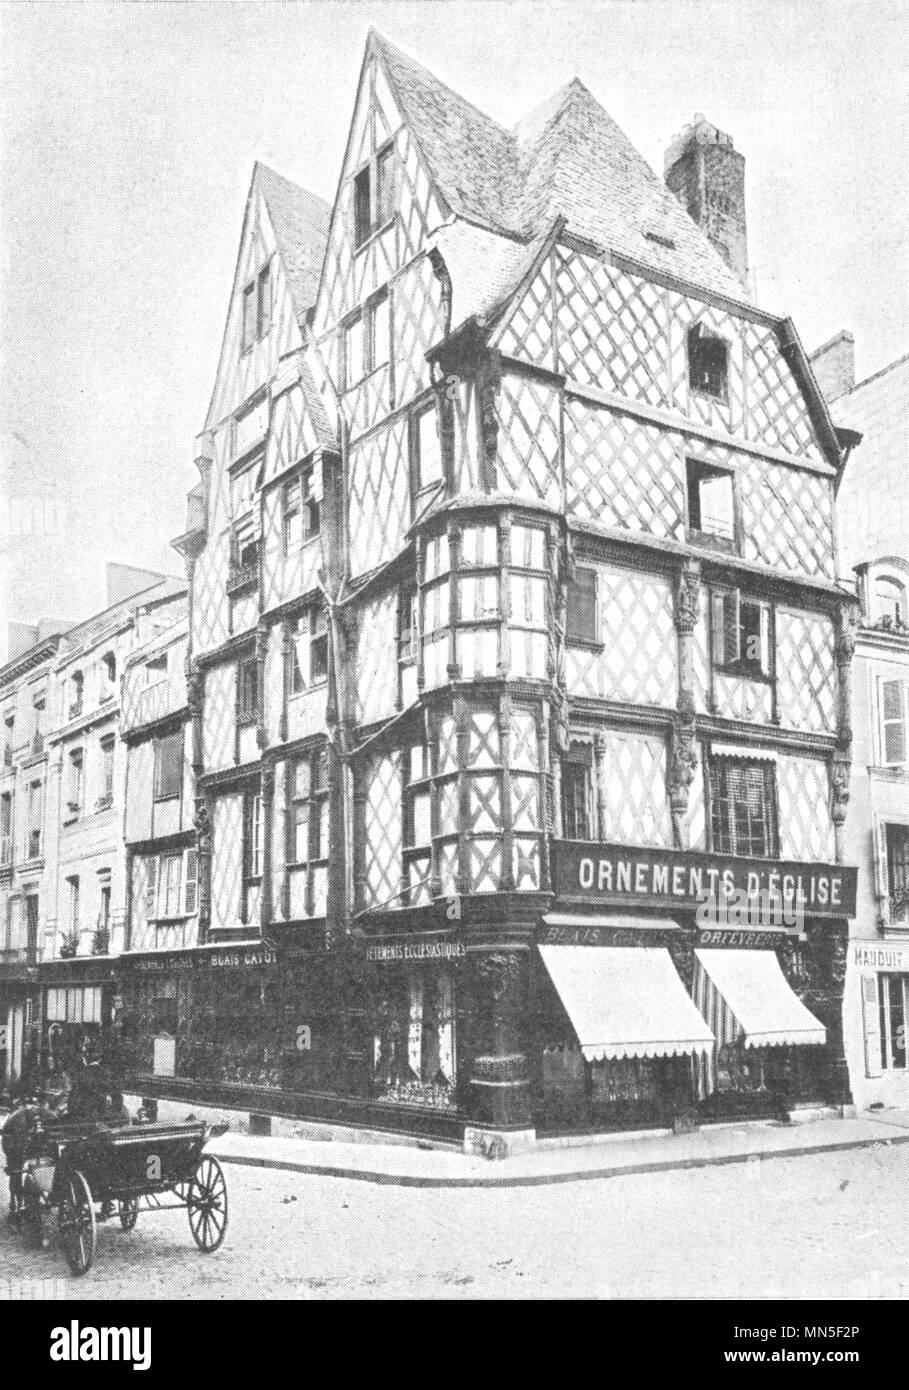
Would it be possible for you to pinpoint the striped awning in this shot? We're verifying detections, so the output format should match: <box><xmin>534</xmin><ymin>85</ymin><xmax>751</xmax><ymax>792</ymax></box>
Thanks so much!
<box><xmin>539</xmin><ymin>945</ymin><xmax>716</xmax><ymax>1062</ymax></box>
<box><xmin>692</xmin><ymin>949</ymin><xmax>826</xmax><ymax>1050</ymax></box>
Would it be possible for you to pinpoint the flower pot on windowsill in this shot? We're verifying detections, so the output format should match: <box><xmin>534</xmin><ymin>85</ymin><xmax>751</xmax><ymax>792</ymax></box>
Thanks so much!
<box><xmin>58</xmin><ymin>933</ymin><xmax>79</xmax><ymax>959</ymax></box>
<box><xmin>92</xmin><ymin>927</ymin><xmax>110</xmax><ymax>956</ymax></box>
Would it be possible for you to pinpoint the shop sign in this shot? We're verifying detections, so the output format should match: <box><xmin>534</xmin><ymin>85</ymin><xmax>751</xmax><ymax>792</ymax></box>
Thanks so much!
<box><xmin>129</xmin><ymin>941</ymin><xmax>279</xmax><ymax>974</ymax></box>
<box><xmin>366</xmin><ymin>939</ymin><xmax>466</xmax><ymax>963</ymax></box>
<box><xmin>554</xmin><ymin>841</ymin><xmax>857</xmax><ymax>918</ymax></box>
<box><xmin>851</xmin><ymin>942</ymin><xmax>909</xmax><ymax>972</ymax></box>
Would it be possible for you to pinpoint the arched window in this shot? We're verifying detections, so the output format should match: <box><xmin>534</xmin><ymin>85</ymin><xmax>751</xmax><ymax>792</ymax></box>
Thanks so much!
<box><xmin>874</xmin><ymin>575</ymin><xmax>908</xmax><ymax>627</ymax></box>
<box><xmin>103</xmin><ymin>652</ymin><xmax>117</xmax><ymax>687</ymax></box>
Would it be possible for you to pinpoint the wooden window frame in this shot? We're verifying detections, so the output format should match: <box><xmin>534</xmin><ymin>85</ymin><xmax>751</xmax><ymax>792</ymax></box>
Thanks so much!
<box><xmin>153</xmin><ymin>730</ymin><xmax>183</xmax><ymax>802</ymax></box>
<box><xmin>707</xmin><ymin>757</ymin><xmax>779</xmax><ymax>859</ymax></box>
<box><xmin>566</xmin><ymin>565</ymin><xmax>600</xmax><ymax>648</ymax></box>
<box><xmin>353</xmin><ymin>142</ymin><xmax>395</xmax><ymax>251</ymax></box>
<box><xmin>879</xmin><ymin>678</ymin><xmax>908</xmax><ymax>767</ymax></box>
<box><xmin>237</xmin><ymin>656</ymin><xmax>260</xmax><ymax>728</ymax></box>
<box><xmin>710</xmin><ymin>587</ymin><xmax>773</xmax><ymax>683</ymax></box>
<box><xmin>241</xmin><ymin>260</ymin><xmax>273</xmax><ymax>353</ymax></box>
<box><xmin>687</xmin><ymin>323</ymin><xmax>729</xmax><ymax>402</ymax></box>
<box><xmin>287</xmin><ymin>747</ymin><xmax>329</xmax><ymax>872</ymax></box>
<box><xmin>686</xmin><ymin>457</ymin><xmax>739</xmax><ymax>551</ymax></box>
<box><xmin>561</xmin><ymin>751</ymin><xmax>593</xmax><ymax>841</ymax></box>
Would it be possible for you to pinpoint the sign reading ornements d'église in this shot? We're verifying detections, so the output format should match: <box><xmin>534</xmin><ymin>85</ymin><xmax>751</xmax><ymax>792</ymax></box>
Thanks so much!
<box><xmin>553</xmin><ymin>841</ymin><xmax>857</xmax><ymax>918</ymax></box>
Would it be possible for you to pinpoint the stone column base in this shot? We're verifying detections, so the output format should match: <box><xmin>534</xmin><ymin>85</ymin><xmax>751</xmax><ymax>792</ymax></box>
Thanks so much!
<box><xmin>463</xmin><ymin>1126</ymin><xmax>536</xmax><ymax>1160</ymax></box>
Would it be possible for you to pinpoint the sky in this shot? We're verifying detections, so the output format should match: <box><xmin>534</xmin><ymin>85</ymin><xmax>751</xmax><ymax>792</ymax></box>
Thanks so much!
<box><xmin>1</xmin><ymin>0</ymin><xmax>907</xmax><ymax>637</ymax></box>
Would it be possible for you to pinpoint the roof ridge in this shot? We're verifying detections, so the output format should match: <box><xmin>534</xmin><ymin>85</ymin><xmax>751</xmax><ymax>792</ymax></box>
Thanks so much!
<box><xmin>369</xmin><ymin>29</ymin><xmax>514</xmax><ymax>138</ymax></box>
<box><xmin>253</xmin><ymin>160</ymin><xmax>331</xmax><ymax>214</ymax></box>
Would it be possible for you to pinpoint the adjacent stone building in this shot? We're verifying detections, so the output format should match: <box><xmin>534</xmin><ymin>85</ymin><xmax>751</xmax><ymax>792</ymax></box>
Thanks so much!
<box><xmin>813</xmin><ymin>344</ymin><xmax>909</xmax><ymax>1108</ymax></box>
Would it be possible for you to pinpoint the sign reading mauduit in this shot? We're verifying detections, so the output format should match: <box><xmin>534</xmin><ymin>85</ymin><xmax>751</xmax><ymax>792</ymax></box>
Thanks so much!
<box><xmin>553</xmin><ymin>841</ymin><xmax>857</xmax><ymax>918</ymax></box>
<box><xmin>851</xmin><ymin>941</ymin><xmax>909</xmax><ymax>971</ymax></box>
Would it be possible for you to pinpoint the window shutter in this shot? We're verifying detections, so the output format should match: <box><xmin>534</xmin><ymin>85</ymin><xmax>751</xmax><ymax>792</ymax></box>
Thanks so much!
<box><xmin>759</xmin><ymin>604</ymin><xmax>772</xmax><ymax>677</ymax></box>
<box><xmin>861</xmin><ymin>975</ymin><xmax>883</xmax><ymax>1078</ymax></box>
<box><xmin>881</xmin><ymin>679</ymin><xmax>906</xmax><ymax>764</ymax></box>
<box><xmin>872</xmin><ymin>815</ymin><xmax>889</xmax><ymax>898</ymax></box>
<box><xmin>146</xmin><ymin>856</ymin><xmax>158</xmax><ymax>919</ymax></box>
<box><xmin>183</xmin><ymin>849</ymin><xmax>198</xmax><ymax>916</ymax></box>
<box><xmin>710</xmin><ymin>590</ymin><xmax>726</xmax><ymax>666</ymax></box>
<box><xmin>723</xmin><ymin>590</ymin><xmax>741</xmax><ymax>664</ymax></box>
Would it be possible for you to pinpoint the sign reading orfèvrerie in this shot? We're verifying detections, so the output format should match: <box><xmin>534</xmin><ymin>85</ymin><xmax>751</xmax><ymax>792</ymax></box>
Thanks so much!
<box><xmin>553</xmin><ymin>841</ymin><xmax>857</xmax><ymax>918</ymax></box>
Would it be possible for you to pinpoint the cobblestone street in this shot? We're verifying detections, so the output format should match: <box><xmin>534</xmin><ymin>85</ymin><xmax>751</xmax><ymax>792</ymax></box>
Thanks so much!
<box><xmin>2</xmin><ymin>1142</ymin><xmax>907</xmax><ymax>1301</ymax></box>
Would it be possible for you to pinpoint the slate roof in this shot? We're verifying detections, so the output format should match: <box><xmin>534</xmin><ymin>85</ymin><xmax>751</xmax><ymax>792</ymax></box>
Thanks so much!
<box><xmin>371</xmin><ymin>31</ymin><xmax>748</xmax><ymax>302</ymax></box>
<box><xmin>254</xmin><ymin>163</ymin><xmax>331</xmax><ymax>323</ymax></box>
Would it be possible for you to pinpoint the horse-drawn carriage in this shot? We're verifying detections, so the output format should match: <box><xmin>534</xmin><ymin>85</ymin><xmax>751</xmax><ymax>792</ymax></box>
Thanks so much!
<box><xmin>4</xmin><ymin>1111</ymin><xmax>227</xmax><ymax>1275</ymax></box>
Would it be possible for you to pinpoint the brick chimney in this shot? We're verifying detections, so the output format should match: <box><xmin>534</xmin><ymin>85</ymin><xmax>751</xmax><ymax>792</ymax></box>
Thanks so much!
<box><xmin>664</xmin><ymin>116</ymin><xmax>748</xmax><ymax>288</ymax></box>
<box><xmin>808</xmin><ymin>330</ymin><xmax>855</xmax><ymax>403</ymax></box>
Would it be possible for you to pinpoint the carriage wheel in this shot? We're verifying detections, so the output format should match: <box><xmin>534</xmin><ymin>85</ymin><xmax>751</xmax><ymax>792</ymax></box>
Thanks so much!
<box><xmin>186</xmin><ymin>1155</ymin><xmax>227</xmax><ymax>1252</ymax></box>
<box><xmin>22</xmin><ymin>1188</ymin><xmax>46</xmax><ymax>1249</ymax></box>
<box><xmin>57</xmin><ymin>1170</ymin><xmax>96</xmax><ymax>1276</ymax></box>
<box><xmin>119</xmin><ymin>1198</ymin><xmax>139</xmax><ymax>1231</ymax></box>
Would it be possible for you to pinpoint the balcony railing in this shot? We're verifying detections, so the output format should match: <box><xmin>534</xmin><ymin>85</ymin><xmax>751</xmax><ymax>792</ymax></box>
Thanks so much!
<box><xmin>0</xmin><ymin>944</ymin><xmax>37</xmax><ymax>974</ymax></box>
<box><xmin>227</xmin><ymin>560</ymin><xmax>259</xmax><ymax>597</ymax></box>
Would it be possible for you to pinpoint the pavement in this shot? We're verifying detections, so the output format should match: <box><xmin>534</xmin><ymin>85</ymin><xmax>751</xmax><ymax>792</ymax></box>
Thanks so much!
<box><xmin>205</xmin><ymin>1106</ymin><xmax>909</xmax><ymax>1189</ymax></box>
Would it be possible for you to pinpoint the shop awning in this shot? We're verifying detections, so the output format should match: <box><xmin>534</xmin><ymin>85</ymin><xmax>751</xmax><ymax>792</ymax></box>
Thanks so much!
<box><xmin>538</xmin><ymin>945</ymin><xmax>716</xmax><ymax>1061</ymax></box>
<box><xmin>692</xmin><ymin>949</ymin><xmax>826</xmax><ymax>1049</ymax></box>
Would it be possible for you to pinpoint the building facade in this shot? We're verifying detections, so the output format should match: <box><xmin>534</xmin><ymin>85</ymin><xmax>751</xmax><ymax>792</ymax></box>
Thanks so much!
<box><xmin>34</xmin><ymin>569</ymin><xmax>186</xmax><ymax>1084</ymax></box>
<box><xmin>817</xmin><ymin>349</ymin><xmax>909</xmax><ymax>1108</ymax></box>
<box><xmin>117</xmin><ymin>34</ymin><xmax>860</xmax><ymax>1145</ymax></box>
<box><xmin>0</xmin><ymin>626</ymin><xmax>66</xmax><ymax>1089</ymax></box>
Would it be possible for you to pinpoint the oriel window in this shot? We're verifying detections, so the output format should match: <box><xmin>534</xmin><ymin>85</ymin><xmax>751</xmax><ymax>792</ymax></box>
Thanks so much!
<box><xmin>283</xmin><ymin>463</ymin><xmax>320</xmax><ymax>553</ymax></box>
<box><xmin>289</xmin><ymin>607</ymin><xmax>328</xmax><ymax>694</ymax></box>
<box><xmin>289</xmin><ymin>750</ymin><xmax>329</xmax><ymax>867</ymax></box>
<box><xmin>413</xmin><ymin>404</ymin><xmax>443</xmax><ymax>491</ymax></box>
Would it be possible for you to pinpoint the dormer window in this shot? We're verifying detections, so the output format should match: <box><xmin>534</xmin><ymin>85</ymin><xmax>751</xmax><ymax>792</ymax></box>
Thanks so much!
<box><xmin>353</xmin><ymin>144</ymin><xmax>395</xmax><ymax>249</ymax></box>
<box><xmin>241</xmin><ymin>261</ymin><xmax>272</xmax><ymax>352</ymax></box>
<box><xmin>688</xmin><ymin>324</ymin><xmax>728</xmax><ymax>399</ymax></box>
<box><xmin>874</xmin><ymin>575</ymin><xmax>908</xmax><ymax>629</ymax></box>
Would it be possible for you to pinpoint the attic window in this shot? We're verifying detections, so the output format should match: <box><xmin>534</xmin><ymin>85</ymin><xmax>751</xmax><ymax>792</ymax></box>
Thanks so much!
<box><xmin>353</xmin><ymin>143</ymin><xmax>395</xmax><ymax>249</ymax></box>
<box><xmin>644</xmin><ymin>230</ymin><xmax>676</xmax><ymax>250</ymax></box>
<box><xmin>686</xmin><ymin>459</ymin><xmax>735</xmax><ymax>545</ymax></box>
<box><xmin>241</xmin><ymin>261</ymin><xmax>273</xmax><ymax>352</ymax></box>
<box><xmin>688</xmin><ymin>324</ymin><xmax>728</xmax><ymax>399</ymax></box>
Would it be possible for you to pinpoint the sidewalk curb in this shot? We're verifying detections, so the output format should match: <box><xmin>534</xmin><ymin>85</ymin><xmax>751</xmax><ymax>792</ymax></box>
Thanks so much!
<box><xmin>210</xmin><ymin>1128</ymin><xmax>909</xmax><ymax>1190</ymax></box>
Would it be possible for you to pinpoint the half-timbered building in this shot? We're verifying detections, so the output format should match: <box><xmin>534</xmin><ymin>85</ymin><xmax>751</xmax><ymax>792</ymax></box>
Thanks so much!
<box><xmin>122</xmin><ymin>34</ymin><xmax>860</xmax><ymax>1146</ymax></box>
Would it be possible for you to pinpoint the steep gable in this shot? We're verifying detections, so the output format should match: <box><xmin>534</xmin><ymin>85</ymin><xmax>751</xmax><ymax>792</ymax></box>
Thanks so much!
<box><xmin>204</xmin><ymin>163</ymin><xmax>330</xmax><ymax>431</ymax></box>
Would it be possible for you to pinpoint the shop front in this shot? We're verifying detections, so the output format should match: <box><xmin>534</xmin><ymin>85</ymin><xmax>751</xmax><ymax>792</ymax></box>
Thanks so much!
<box><xmin>532</xmin><ymin>841</ymin><xmax>857</xmax><ymax>1133</ymax></box>
<box><xmin>844</xmin><ymin>940</ymin><xmax>909</xmax><ymax>1109</ymax></box>
<box><xmin>365</xmin><ymin>937</ymin><xmax>463</xmax><ymax>1113</ymax></box>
